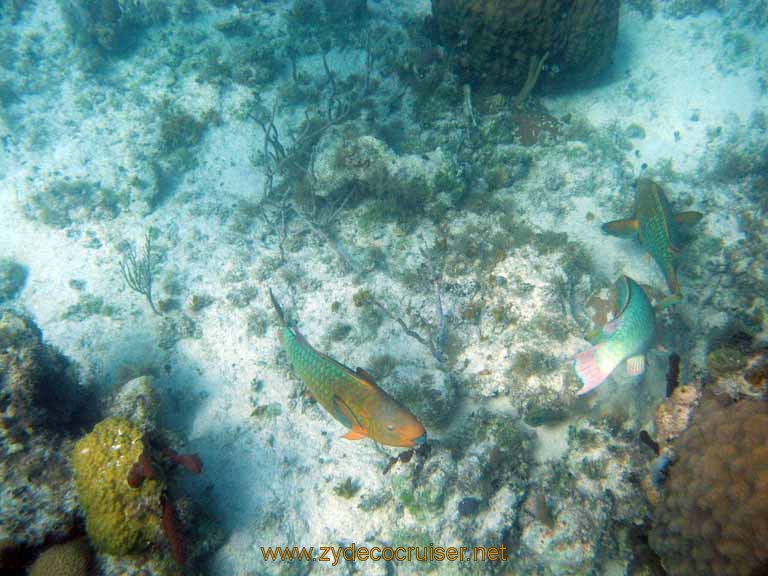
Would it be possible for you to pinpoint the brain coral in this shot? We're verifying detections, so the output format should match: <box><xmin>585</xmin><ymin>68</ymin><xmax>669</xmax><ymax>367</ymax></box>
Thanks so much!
<box><xmin>650</xmin><ymin>396</ymin><xmax>768</xmax><ymax>576</ymax></box>
<box><xmin>430</xmin><ymin>0</ymin><xmax>619</xmax><ymax>92</ymax></box>
<box><xmin>29</xmin><ymin>539</ymin><xmax>90</xmax><ymax>576</ymax></box>
<box><xmin>71</xmin><ymin>417</ymin><xmax>163</xmax><ymax>556</ymax></box>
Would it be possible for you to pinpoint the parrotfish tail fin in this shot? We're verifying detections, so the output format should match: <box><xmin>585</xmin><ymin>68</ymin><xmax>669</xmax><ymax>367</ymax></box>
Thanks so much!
<box><xmin>602</xmin><ymin>218</ymin><xmax>639</xmax><ymax>239</ymax></box>
<box><xmin>625</xmin><ymin>354</ymin><xmax>646</xmax><ymax>376</ymax></box>
<box><xmin>268</xmin><ymin>287</ymin><xmax>286</xmax><ymax>325</ymax></box>
<box><xmin>574</xmin><ymin>344</ymin><xmax>616</xmax><ymax>395</ymax></box>
<box><xmin>663</xmin><ymin>265</ymin><xmax>681</xmax><ymax>298</ymax></box>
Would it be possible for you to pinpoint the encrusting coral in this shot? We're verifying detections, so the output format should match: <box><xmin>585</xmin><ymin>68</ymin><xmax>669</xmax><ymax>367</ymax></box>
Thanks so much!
<box><xmin>71</xmin><ymin>417</ymin><xmax>165</xmax><ymax>556</ymax></box>
<box><xmin>71</xmin><ymin>414</ymin><xmax>204</xmax><ymax>565</ymax></box>
<box><xmin>650</xmin><ymin>396</ymin><xmax>768</xmax><ymax>576</ymax></box>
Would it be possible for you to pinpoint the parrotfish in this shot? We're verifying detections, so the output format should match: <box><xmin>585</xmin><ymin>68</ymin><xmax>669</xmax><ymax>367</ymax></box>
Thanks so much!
<box><xmin>602</xmin><ymin>178</ymin><xmax>703</xmax><ymax>305</ymax></box>
<box><xmin>268</xmin><ymin>288</ymin><xmax>427</xmax><ymax>448</ymax></box>
<box><xmin>574</xmin><ymin>275</ymin><xmax>656</xmax><ymax>395</ymax></box>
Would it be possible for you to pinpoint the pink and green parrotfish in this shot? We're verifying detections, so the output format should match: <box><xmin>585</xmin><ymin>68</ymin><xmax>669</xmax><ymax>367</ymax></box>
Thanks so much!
<box><xmin>268</xmin><ymin>288</ymin><xmax>427</xmax><ymax>448</ymax></box>
<box><xmin>574</xmin><ymin>276</ymin><xmax>656</xmax><ymax>395</ymax></box>
<box><xmin>602</xmin><ymin>178</ymin><xmax>703</xmax><ymax>305</ymax></box>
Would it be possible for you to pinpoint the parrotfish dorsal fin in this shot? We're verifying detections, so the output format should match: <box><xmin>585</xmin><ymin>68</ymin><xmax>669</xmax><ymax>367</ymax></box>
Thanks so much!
<box><xmin>355</xmin><ymin>367</ymin><xmax>377</xmax><ymax>384</ymax></box>
<box><xmin>602</xmin><ymin>218</ymin><xmax>640</xmax><ymax>239</ymax></box>
<box><xmin>320</xmin><ymin>354</ymin><xmax>371</xmax><ymax>384</ymax></box>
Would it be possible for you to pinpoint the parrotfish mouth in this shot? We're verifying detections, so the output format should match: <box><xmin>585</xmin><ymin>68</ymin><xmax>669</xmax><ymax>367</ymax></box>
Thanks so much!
<box><xmin>412</xmin><ymin>432</ymin><xmax>427</xmax><ymax>446</ymax></box>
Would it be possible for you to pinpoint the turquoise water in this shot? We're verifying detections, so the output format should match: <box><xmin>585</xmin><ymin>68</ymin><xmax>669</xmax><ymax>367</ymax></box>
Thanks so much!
<box><xmin>1</xmin><ymin>1</ymin><xmax>767</xmax><ymax>574</ymax></box>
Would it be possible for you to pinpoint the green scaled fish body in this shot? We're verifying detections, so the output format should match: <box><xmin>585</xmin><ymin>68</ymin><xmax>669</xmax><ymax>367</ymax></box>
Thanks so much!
<box><xmin>602</xmin><ymin>178</ymin><xmax>703</xmax><ymax>304</ymax></box>
<box><xmin>574</xmin><ymin>276</ymin><xmax>656</xmax><ymax>395</ymax></box>
<box><xmin>269</xmin><ymin>289</ymin><xmax>426</xmax><ymax>448</ymax></box>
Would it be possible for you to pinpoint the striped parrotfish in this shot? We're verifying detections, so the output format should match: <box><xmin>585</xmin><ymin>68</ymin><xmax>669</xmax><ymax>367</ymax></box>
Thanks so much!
<box><xmin>268</xmin><ymin>288</ymin><xmax>427</xmax><ymax>448</ymax></box>
<box><xmin>574</xmin><ymin>276</ymin><xmax>656</xmax><ymax>395</ymax></box>
<box><xmin>602</xmin><ymin>178</ymin><xmax>703</xmax><ymax>306</ymax></box>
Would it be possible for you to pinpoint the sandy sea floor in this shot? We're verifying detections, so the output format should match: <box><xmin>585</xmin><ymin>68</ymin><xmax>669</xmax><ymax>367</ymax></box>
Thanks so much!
<box><xmin>1</xmin><ymin>0</ymin><xmax>767</xmax><ymax>574</ymax></box>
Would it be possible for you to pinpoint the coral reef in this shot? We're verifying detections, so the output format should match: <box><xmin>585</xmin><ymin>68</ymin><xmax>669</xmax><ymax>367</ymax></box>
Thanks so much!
<box><xmin>28</xmin><ymin>539</ymin><xmax>91</xmax><ymax>576</ymax></box>
<box><xmin>0</xmin><ymin>432</ymin><xmax>77</xmax><ymax>548</ymax></box>
<box><xmin>650</xmin><ymin>396</ymin><xmax>768</xmax><ymax>576</ymax></box>
<box><xmin>0</xmin><ymin>313</ymin><xmax>81</xmax><ymax>547</ymax></box>
<box><xmin>430</xmin><ymin>0</ymin><xmax>620</xmax><ymax>92</ymax></box>
<box><xmin>0</xmin><ymin>310</ymin><xmax>81</xmax><ymax>434</ymax></box>
<box><xmin>69</xmin><ymin>376</ymin><xmax>216</xmax><ymax>572</ymax></box>
<box><xmin>71</xmin><ymin>417</ymin><xmax>164</xmax><ymax>556</ymax></box>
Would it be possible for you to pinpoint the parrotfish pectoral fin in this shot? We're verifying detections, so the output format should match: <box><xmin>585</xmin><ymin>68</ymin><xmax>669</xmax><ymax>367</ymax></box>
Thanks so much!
<box><xmin>656</xmin><ymin>292</ymin><xmax>682</xmax><ymax>309</ymax></box>
<box><xmin>602</xmin><ymin>318</ymin><xmax>622</xmax><ymax>336</ymax></box>
<box><xmin>574</xmin><ymin>344</ymin><xmax>614</xmax><ymax>395</ymax></box>
<box><xmin>625</xmin><ymin>355</ymin><xmax>646</xmax><ymax>376</ymax></box>
<box><xmin>342</xmin><ymin>426</ymin><xmax>367</xmax><ymax>441</ymax></box>
<box><xmin>333</xmin><ymin>396</ymin><xmax>361</xmax><ymax>430</ymax></box>
<box><xmin>673</xmin><ymin>211</ymin><xmax>704</xmax><ymax>226</ymax></box>
<box><xmin>602</xmin><ymin>218</ymin><xmax>640</xmax><ymax>238</ymax></box>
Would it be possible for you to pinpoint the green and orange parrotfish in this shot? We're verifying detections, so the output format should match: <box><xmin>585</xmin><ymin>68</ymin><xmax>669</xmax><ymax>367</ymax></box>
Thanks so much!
<box><xmin>268</xmin><ymin>288</ymin><xmax>427</xmax><ymax>448</ymax></box>
<box><xmin>602</xmin><ymin>178</ymin><xmax>703</xmax><ymax>306</ymax></box>
<box><xmin>574</xmin><ymin>275</ymin><xmax>656</xmax><ymax>395</ymax></box>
